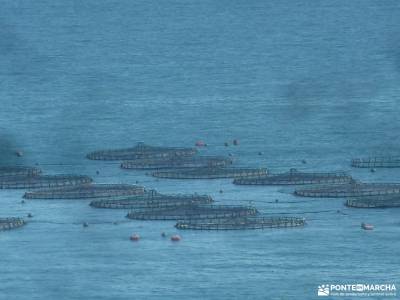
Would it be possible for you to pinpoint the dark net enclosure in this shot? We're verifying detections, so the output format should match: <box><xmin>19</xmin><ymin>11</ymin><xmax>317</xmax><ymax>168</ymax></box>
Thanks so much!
<box><xmin>346</xmin><ymin>194</ymin><xmax>400</xmax><ymax>208</ymax></box>
<box><xmin>0</xmin><ymin>174</ymin><xmax>92</xmax><ymax>189</ymax></box>
<box><xmin>175</xmin><ymin>216</ymin><xmax>306</xmax><ymax>230</ymax></box>
<box><xmin>0</xmin><ymin>166</ymin><xmax>41</xmax><ymax>177</ymax></box>
<box><xmin>233</xmin><ymin>168</ymin><xmax>351</xmax><ymax>185</ymax></box>
<box><xmin>23</xmin><ymin>183</ymin><xmax>145</xmax><ymax>199</ymax></box>
<box><xmin>126</xmin><ymin>205</ymin><xmax>258</xmax><ymax>220</ymax></box>
<box><xmin>0</xmin><ymin>218</ymin><xmax>25</xmax><ymax>231</ymax></box>
<box><xmin>120</xmin><ymin>156</ymin><xmax>232</xmax><ymax>170</ymax></box>
<box><xmin>87</xmin><ymin>142</ymin><xmax>197</xmax><ymax>160</ymax></box>
<box><xmin>295</xmin><ymin>182</ymin><xmax>400</xmax><ymax>198</ymax></box>
<box><xmin>351</xmin><ymin>156</ymin><xmax>400</xmax><ymax>168</ymax></box>
<box><xmin>152</xmin><ymin>167</ymin><xmax>267</xmax><ymax>179</ymax></box>
<box><xmin>90</xmin><ymin>191</ymin><xmax>213</xmax><ymax>209</ymax></box>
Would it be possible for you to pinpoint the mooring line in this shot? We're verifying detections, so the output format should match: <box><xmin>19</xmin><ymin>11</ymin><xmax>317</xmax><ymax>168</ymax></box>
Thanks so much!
<box><xmin>247</xmin><ymin>199</ymin><xmax>321</xmax><ymax>204</ymax></box>
<box><xmin>27</xmin><ymin>220</ymin><xmax>132</xmax><ymax>225</ymax></box>
<box><xmin>262</xmin><ymin>209</ymin><xmax>340</xmax><ymax>215</ymax></box>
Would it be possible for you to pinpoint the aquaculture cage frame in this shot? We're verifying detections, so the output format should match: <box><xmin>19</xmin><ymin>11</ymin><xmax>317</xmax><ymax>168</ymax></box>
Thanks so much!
<box><xmin>86</xmin><ymin>142</ymin><xmax>197</xmax><ymax>160</ymax></box>
<box><xmin>351</xmin><ymin>156</ymin><xmax>400</xmax><ymax>168</ymax></box>
<box><xmin>24</xmin><ymin>183</ymin><xmax>145</xmax><ymax>199</ymax></box>
<box><xmin>120</xmin><ymin>156</ymin><xmax>233</xmax><ymax>170</ymax></box>
<box><xmin>90</xmin><ymin>193</ymin><xmax>213</xmax><ymax>209</ymax></box>
<box><xmin>175</xmin><ymin>216</ymin><xmax>306</xmax><ymax>230</ymax></box>
<box><xmin>346</xmin><ymin>194</ymin><xmax>400</xmax><ymax>208</ymax></box>
<box><xmin>233</xmin><ymin>169</ymin><xmax>351</xmax><ymax>185</ymax></box>
<box><xmin>294</xmin><ymin>183</ymin><xmax>400</xmax><ymax>198</ymax></box>
<box><xmin>0</xmin><ymin>166</ymin><xmax>41</xmax><ymax>177</ymax></box>
<box><xmin>126</xmin><ymin>205</ymin><xmax>258</xmax><ymax>221</ymax></box>
<box><xmin>152</xmin><ymin>167</ymin><xmax>268</xmax><ymax>179</ymax></box>
<box><xmin>0</xmin><ymin>218</ymin><xmax>25</xmax><ymax>231</ymax></box>
<box><xmin>0</xmin><ymin>174</ymin><xmax>92</xmax><ymax>189</ymax></box>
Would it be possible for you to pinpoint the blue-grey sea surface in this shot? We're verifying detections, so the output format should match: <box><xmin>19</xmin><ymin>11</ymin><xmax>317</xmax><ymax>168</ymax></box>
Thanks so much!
<box><xmin>0</xmin><ymin>1</ymin><xmax>399</xmax><ymax>299</ymax></box>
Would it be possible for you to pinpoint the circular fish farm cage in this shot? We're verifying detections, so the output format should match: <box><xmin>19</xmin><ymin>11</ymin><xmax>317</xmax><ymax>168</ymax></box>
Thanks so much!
<box><xmin>152</xmin><ymin>167</ymin><xmax>267</xmax><ymax>179</ymax></box>
<box><xmin>0</xmin><ymin>218</ymin><xmax>25</xmax><ymax>231</ymax></box>
<box><xmin>90</xmin><ymin>192</ymin><xmax>213</xmax><ymax>209</ymax></box>
<box><xmin>0</xmin><ymin>166</ymin><xmax>41</xmax><ymax>177</ymax></box>
<box><xmin>351</xmin><ymin>157</ymin><xmax>400</xmax><ymax>168</ymax></box>
<box><xmin>294</xmin><ymin>182</ymin><xmax>400</xmax><ymax>198</ymax></box>
<box><xmin>120</xmin><ymin>156</ymin><xmax>232</xmax><ymax>170</ymax></box>
<box><xmin>23</xmin><ymin>183</ymin><xmax>145</xmax><ymax>199</ymax></box>
<box><xmin>87</xmin><ymin>142</ymin><xmax>197</xmax><ymax>160</ymax></box>
<box><xmin>346</xmin><ymin>194</ymin><xmax>400</xmax><ymax>208</ymax></box>
<box><xmin>175</xmin><ymin>216</ymin><xmax>306</xmax><ymax>230</ymax></box>
<box><xmin>126</xmin><ymin>205</ymin><xmax>258</xmax><ymax>221</ymax></box>
<box><xmin>233</xmin><ymin>169</ymin><xmax>351</xmax><ymax>185</ymax></box>
<box><xmin>0</xmin><ymin>174</ymin><xmax>92</xmax><ymax>189</ymax></box>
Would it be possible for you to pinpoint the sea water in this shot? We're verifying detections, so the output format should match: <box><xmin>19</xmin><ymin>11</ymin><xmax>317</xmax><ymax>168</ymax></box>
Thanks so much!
<box><xmin>0</xmin><ymin>1</ymin><xmax>399</xmax><ymax>299</ymax></box>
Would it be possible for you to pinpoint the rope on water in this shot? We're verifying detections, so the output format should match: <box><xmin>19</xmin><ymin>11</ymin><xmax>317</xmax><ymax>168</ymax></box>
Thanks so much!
<box><xmin>262</xmin><ymin>209</ymin><xmax>341</xmax><ymax>215</ymax></box>
<box><xmin>27</xmin><ymin>220</ymin><xmax>133</xmax><ymax>225</ymax></box>
<box><xmin>244</xmin><ymin>199</ymin><xmax>322</xmax><ymax>204</ymax></box>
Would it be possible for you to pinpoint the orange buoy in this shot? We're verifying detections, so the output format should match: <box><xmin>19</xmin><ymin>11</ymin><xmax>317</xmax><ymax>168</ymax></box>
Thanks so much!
<box><xmin>361</xmin><ymin>223</ymin><xmax>374</xmax><ymax>230</ymax></box>
<box><xmin>130</xmin><ymin>234</ymin><xmax>140</xmax><ymax>241</ymax></box>
<box><xmin>171</xmin><ymin>235</ymin><xmax>181</xmax><ymax>242</ymax></box>
<box><xmin>195</xmin><ymin>140</ymin><xmax>206</xmax><ymax>147</ymax></box>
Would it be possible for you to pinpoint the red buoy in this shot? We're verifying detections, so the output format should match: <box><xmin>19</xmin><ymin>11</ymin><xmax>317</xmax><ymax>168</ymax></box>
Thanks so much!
<box><xmin>171</xmin><ymin>235</ymin><xmax>181</xmax><ymax>242</ymax></box>
<box><xmin>361</xmin><ymin>223</ymin><xmax>374</xmax><ymax>230</ymax></box>
<box><xmin>195</xmin><ymin>140</ymin><xmax>206</xmax><ymax>147</ymax></box>
<box><xmin>130</xmin><ymin>234</ymin><xmax>140</xmax><ymax>241</ymax></box>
